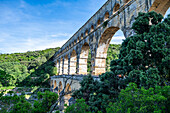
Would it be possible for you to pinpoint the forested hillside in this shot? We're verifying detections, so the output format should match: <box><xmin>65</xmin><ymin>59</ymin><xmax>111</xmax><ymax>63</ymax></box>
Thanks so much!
<box><xmin>0</xmin><ymin>47</ymin><xmax>60</xmax><ymax>88</ymax></box>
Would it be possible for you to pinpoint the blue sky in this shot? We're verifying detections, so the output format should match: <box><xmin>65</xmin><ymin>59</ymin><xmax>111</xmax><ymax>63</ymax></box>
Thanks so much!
<box><xmin>0</xmin><ymin>0</ymin><xmax>169</xmax><ymax>53</ymax></box>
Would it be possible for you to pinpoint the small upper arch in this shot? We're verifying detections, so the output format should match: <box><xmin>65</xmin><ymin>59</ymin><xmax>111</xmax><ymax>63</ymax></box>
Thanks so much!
<box><xmin>91</xmin><ymin>25</ymin><xmax>94</xmax><ymax>32</ymax></box>
<box><xmin>74</xmin><ymin>40</ymin><xmax>77</xmax><ymax>45</ymax></box>
<box><xmin>85</xmin><ymin>29</ymin><xmax>88</xmax><ymax>36</ymax></box>
<box><xmin>113</xmin><ymin>3</ymin><xmax>120</xmax><ymax>14</ymax></box>
<box><xmin>104</xmin><ymin>11</ymin><xmax>109</xmax><ymax>20</ymax></box>
<box><xmin>97</xmin><ymin>18</ymin><xmax>101</xmax><ymax>27</ymax></box>
<box><xmin>77</xmin><ymin>37</ymin><xmax>80</xmax><ymax>42</ymax></box>
<box><xmin>81</xmin><ymin>33</ymin><xmax>83</xmax><ymax>40</ymax></box>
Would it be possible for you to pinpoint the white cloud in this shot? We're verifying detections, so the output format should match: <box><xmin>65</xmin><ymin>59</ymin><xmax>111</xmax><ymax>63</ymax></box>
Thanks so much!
<box><xmin>110</xmin><ymin>36</ymin><xmax>125</xmax><ymax>44</ymax></box>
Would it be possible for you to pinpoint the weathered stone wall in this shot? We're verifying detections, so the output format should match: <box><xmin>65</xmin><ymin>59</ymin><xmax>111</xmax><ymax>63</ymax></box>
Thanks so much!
<box><xmin>54</xmin><ymin>0</ymin><xmax>170</xmax><ymax>76</ymax></box>
<box><xmin>50</xmin><ymin>75</ymin><xmax>99</xmax><ymax>104</ymax></box>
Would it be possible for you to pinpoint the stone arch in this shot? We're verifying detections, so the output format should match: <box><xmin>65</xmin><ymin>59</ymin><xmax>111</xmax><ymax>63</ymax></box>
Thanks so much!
<box><xmin>104</xmin><ymin>12</ymin><xmax>109</xmax><ymax>20</ymax></box>
<box><xmin>79</xmin><ymin>42</ymin><xmax>91</xmax><ymax>75</ymax></box>
<box><xmin>95</xmin><ymin>27</ymin><xmax>120</xmax><ymax>75</ymax></box>
<box><xmin>64</xmin><ymin>83</ymin><xmax>71</xmax><ymax>105</ymax></box>
<box><xmin>149</xmin><ymin>0</ymin><xmax>170</xmax><ymax>16</ymax></box>
<box><xmin>59</xmin><ymin>58</ymin><xmax>63</xmax><ymax>75</ymax></box>
<box><xmin>85</xmin><ymin>29</ymin><xmax>88</xmax><ymax>36</ymax></box>
<box><xmin>113</xmin><ymin>3</ymin><xmax>120</xmax><ymax>14</ymax></box>
<box><xmin>74</xmin><ymin>40</ymin><xmax>76</xmax><ymax>45</ymax></box>
<box><xmin>77</xmin><ymin>37</ymin><xmax>79</xmax><ymax>43</ymax></box>
<box><xmin>70</xmin><ymin>50</ymin><xmax>77</xmax><ymax>75</ymax></box>
<box><xmin>54</xmin><ymin>80</ymin><xmax>57</xmax><ymax>89</ymax></box>
<box><xmin>64</xmin><ymin>55</ymin><xmax>68</xmax><ymax>74</ymax></box>
<box><xmin>81</xmin><ymin>33</ymin><xmax>83</xmax><ymax>40</ymax></box>
<box><xmin>59</xmin><ymin>81</ymin><xmax>63</xmax><ymax>93</ymax></box>
<box><xmin>91</xmin><ymin>25</ymin><xmax>94</xmax><ymax>32</ymax></box>
<box><xmin>97</xmin><ymin>19</ymin><xmax>101</xmax><ymax>27</ymax></box>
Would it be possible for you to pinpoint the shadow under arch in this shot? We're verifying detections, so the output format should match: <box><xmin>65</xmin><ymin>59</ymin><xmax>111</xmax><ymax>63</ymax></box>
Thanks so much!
<box><xmin>149</xmin><ymin>0</ymin><xmax>170</xmax><ymax>16</ymax></box>
<box><xmin>58</xmin><ymin>81</ymin><xmax>62</xmax><ymax>93</ymax></box>
<box><xmin>70</xmin><ymin>49</ymin><xmax>77</xmax><ymax>75</ymax></box>
<box><xmin>79</xmin><ymin>42</ymin><xmax>91</xmax><ymax>75</ymax></box>
<box><xmin>54</xmin><ymin>80</ymin><xmax>57</xmax><ymax>90</ymax></box>
<box><xmin>95</xmin><ymin>27</ymin><xmax>121</xmax><ymax>75</ymax></box>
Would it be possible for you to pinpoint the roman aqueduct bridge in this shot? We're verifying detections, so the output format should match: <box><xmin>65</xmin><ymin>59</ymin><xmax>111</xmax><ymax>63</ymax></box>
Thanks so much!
<box><xmin>53</xmin><ymin>0</ymin><xmax>170</xmax><ymax>76</ymax></box>
<box><xmin>51</xmin><ymin>0</ymin><xmax>170</xmax><ymax>104</ymax></box>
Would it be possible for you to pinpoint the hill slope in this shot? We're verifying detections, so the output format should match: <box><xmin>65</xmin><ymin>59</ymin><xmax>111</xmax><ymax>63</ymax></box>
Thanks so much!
<box><xmin>0</xmin><ymin>47</ymin><xmax>60</xmax><ymax>87</ymax></box>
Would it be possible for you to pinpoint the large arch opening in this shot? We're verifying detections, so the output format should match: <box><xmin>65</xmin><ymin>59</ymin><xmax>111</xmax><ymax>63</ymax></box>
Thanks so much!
<box><xmin>64</xmin><ymin>83</ymin><xmax>71</xmax><ymax>105</ymax></box>
<box><xmin>79</xmin><ymin>42</ymin><xmax>91</xmax><ymax>75</ymax></box>
<box><xmin>149</xmin><ymin>0</ymin><xmax>170</xmax><ymax>16</ymax></box>
<box><xmin>106</xmin><ymin>30</ymin><xmax>125</xmax><ymax>71</ymax></box>
<box><xmin>95</xmin><ymin>27</ymin><xmax>122</xmax><ymax>75</ymax></box>
<box><xmin>59</xmin><ymin>81</ymin><xmax>62</xmax><ymax>93</ymax></box>
<box><xmin>70</xmin><ymin>50</ymin><xmax>77</xmax><ymax>75</ymax></box>
<box><xmin>63</xmin><ymin>55</ymin><xmax>68</xmax><ymax>74</ymax></box>
<box><xmin>59</xmin><ymin>58</ymin><xmax>63</xmax><ymax>75</ymax></box>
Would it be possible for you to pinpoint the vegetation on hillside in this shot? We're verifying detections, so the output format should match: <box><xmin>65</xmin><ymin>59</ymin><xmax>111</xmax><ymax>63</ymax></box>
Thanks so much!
<box><xmin>0</xmin><ymin>47</ymin><xmax>60</xmax><ymax>88</ymax></box>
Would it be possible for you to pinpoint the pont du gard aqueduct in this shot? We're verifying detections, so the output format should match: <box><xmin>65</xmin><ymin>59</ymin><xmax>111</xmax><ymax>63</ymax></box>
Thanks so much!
<box><xmin>50</xmin><ymin>0</ymin><xmax>170</xmax><ymax>104</ymax></box>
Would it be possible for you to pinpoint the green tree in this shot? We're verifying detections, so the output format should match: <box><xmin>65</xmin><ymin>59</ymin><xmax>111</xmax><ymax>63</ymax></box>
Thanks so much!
<box><xmin>50</xmin><ymin>67</ymin><xmax>58</xmax><ymax>75</ymax></box>
<box><xmin>65</xmin><ymin>98</ymin><xmax>91</xmax><ymax>113</ymax></box>
<box><xmin>106</xmin><ymin>83</ymin><xmax>168</xmax><ymax>113</ymax></box>
<box><xmin>33</xmin><ymin>91</ymin><xmax>58</xmax><ymax>113</ymax></box>
<box><xmin>111</xmin><ymin>11</ymin><xmax>170</xmax><ymax>87</ymax></box>
<box><xmin>10</xmin><ymin>101</ymin><xmax>33</xmax><ymax>113</ymax></box>
<box><xmin>0</xmin><ymin>69</ymin><xmax>16</xmax><ymax>86</ymax></box>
